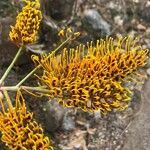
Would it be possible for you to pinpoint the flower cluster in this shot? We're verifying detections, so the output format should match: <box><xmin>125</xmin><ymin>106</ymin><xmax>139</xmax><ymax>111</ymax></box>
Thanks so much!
<box><xmin>33</xmin><ymin>37</ymin><xmax>148</xmax><ymax>114</ymax></box>
<box><xmin>9</xmin><ymin>0</ymin><xmax>42</xmax><ymax>46</ymax></box>
<box><xmin>58</xmin><ymin>27</ymin><xmax>80</xmax><ymax>40</ymax></box>
<box><xmin>0</xmin><ymin>91</ymin><xmax>53</xmax><ymax>150</ymax></box>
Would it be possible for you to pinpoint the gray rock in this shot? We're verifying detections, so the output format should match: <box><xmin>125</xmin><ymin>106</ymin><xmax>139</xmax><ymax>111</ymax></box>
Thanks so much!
<box><xmin>145</xmin><ymin>57</ymin><xmax>150</xmax><ymax>69</ymax></box>
<box><xmin>41</xmin><ymin>0</ymin><xmax>74</xmax><ymax>20</ymax></box>
<box><xmin>94</xmin><ymin>110</ymin><xmax>101</xmax><ymax>123</ymax></box>
<box><xmin>146</xmin><ymin>68</ymin><xmax>150</xmax><ymax>76</ymax></box>
<box><xmin>82</xmin><ymin>9</ymin><xmax>111</xmax><ymax>37</ymax></box>
<box><xmin>0</xmin><ymin>17</ymin><xmax>18</xmax><ymax>67</ymax></box>
<box><xmin>62</xmin><ymin>114</ymin><xmax>75</xmax><ymax>131</ymax></box>
<box><xmin>122</xmin><ymin>79</ymin><xmax>150</xmax><ymax>150</ymax></box>
<box><xmin>138</xmin><ymin>1</ymin><xmax>150</xmax><ymax>23</ymax></box>
<box><xmin>43</xmin><ymin>100</ymin><xmax>66</xmax><ymax>132</ymax></box>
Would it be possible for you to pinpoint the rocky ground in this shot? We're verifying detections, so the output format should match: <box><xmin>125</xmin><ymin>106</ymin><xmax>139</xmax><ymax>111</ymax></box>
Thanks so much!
<box><xmin>0</xmin><ymin>0</ymin><xmax>150</xmax><ymax>150</ymax></box>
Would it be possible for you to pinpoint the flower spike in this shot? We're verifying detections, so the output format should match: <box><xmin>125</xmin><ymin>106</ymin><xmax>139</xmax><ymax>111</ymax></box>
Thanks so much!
<box><xmin>33</xmin><ymin>37</ymin><xmax>148</xmax><ymax>114</ymax></box>
<box><xmin>0</xmin><ymin>91</ymin><xmax>53</xmax><ymax>150</ymax></box>
<box><xmin>9</xmin><ymin>0</ymin><xmax>42</xmax><ymax>46</ymax></box>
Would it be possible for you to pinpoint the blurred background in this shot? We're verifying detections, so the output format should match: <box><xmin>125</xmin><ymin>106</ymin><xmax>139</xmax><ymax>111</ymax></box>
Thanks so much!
<box><xmin>0</xmin><ymin>0</ymin><xmax>150</xmax><ymax>150</ymax></box>
<box><xmin>0</xmin><ymin>0</ymin><xmax>149</xmax><ymax>60</ymax></box>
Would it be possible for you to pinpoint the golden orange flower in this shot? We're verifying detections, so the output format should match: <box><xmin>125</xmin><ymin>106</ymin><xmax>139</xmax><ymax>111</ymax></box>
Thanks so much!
<box><xmin>33</xmin><ymin>37</ymin><xmax>148</xmax><ymax>114</ymax></box>
<box><xmin>9</xmin><ymin>0</ymin><xmax>42</xmax><ymax>46</ymax></box>
<box><xmin>0</xmin><ymin>91</ymin><xmax>53</xmax><ymax>150</ymax></box>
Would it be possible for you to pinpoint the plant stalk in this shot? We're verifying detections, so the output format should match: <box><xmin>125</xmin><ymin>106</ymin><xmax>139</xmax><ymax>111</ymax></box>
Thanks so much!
<box><xmin>16</xmin><ymin>36</ymin><xmax>72</xmax><ymax>87</ymax></box>
<box><xmin>0</xmin><ymin>85</ymin><xmax>49</xmax><ymax>93</ymax></box>
<box><xmin>0</xmin><ymin>46</ymin><xmax>23</xmax><ymax>85</ymax></box>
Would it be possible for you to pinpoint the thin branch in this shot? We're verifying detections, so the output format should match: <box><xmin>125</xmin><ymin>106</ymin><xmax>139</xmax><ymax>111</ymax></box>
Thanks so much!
<box><xmin>0</xmin><ymin>46</ymin><xmax>24</xmax><ymax>85</ymax></box>
<box><xmin>0</xmin><ymin>85</ymin><xmax>50</xmax><ymax>93</ymax></box>
<box><xmin>16</xmin><ymin>36</ymin><xmax>72</xmax><ymax>87</ymax></box>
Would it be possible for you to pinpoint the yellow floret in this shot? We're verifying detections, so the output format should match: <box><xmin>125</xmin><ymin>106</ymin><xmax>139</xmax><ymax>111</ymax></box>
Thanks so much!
<box><xmin>9</xmin><ymin>0</ymin><xmax>42</xmax><ymax>46</ymax></box>
<box><xmin>32</xmin><ymin>37</ymin><xmax>148</xmax><ymax>114</ymax></box>
<box><xmin>0</xmin><ymin>91</ymin><xmax>53</xmax><ymax>150</ymax></box>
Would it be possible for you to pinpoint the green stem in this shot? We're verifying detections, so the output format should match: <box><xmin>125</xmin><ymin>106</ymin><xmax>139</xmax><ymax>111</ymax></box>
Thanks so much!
<box><xmin>0</xmin><ymin>46</ymin><xmax>23</xmax><ymax>85</ymax></box>
<box><xmin>21</xmin><ymin>85</ymin><xmax>50</xmax><ymax>93</ymax></box>
<box><xmin>3</xmin><ymin>90</ymin><xmax>13</xmax><ymax>110</ymax></box>
<box><xmin>0</xmin><ymin>85</ymin><xmax>49</xmax><ymax>93</ymax></box>
<box><xmin>16</xmin><ymin>36</ymin><xmax>72</xmax><ymax>87</ymax></box>
<box><xmin>16</xmin><ymin>66</ymin><xmax>39</xmax><ymax>87</ymax></box>
<box><xmin>0</xmin><ymin>86</ymin><xmax>18</xmax><ymax>91</ymax></box>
